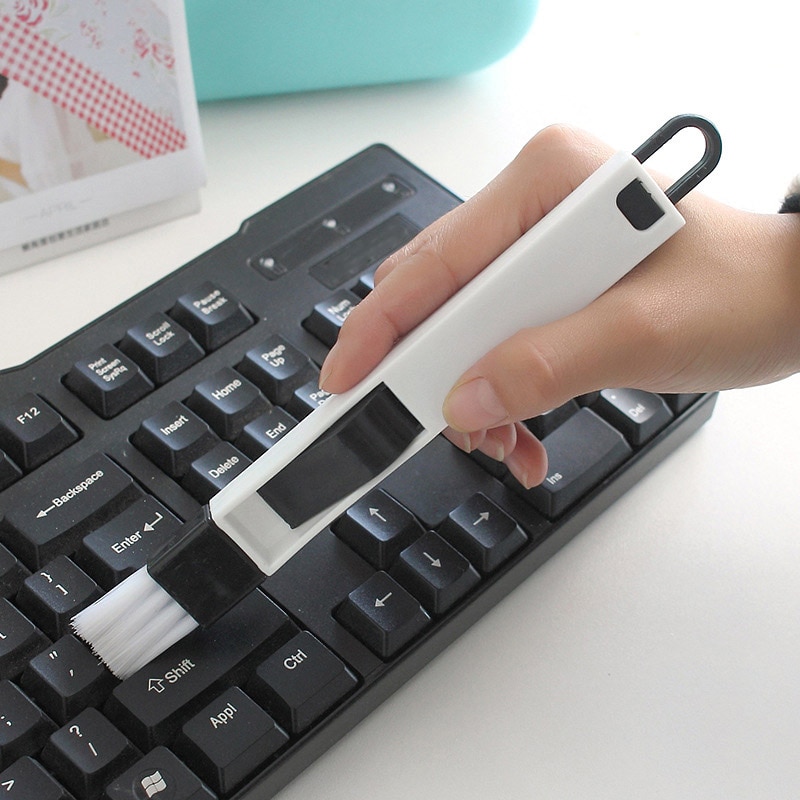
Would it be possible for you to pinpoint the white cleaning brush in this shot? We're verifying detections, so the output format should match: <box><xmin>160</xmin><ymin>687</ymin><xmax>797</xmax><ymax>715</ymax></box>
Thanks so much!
<box><xmin>72</xmin><ymin>566</ymin><xmax>199</xmax><ymax>678</ymax></box>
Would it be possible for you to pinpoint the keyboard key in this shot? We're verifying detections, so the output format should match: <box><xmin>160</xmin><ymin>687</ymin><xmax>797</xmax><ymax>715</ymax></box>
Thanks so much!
<box><xmin>0</xmin><ymin>395</ymin><xmax>78</xmax><ymax>472</ymax></box>
<box><xmin>118</xmin><ymin>313</ymin><xmax>203</xmax><ymax>385</ymax></box>
<box><xmin>0</xmin><ymin>454</ymin><xmax>143</xmax><ymax>569</ymax></box>
<box><xmin>169</xmin><ymin>283</ymin><xmax>253</xmax><ymax>351</ymax></box>
<box><xmin>0</xmin><ymin>599</ymin><xmax>49</xmax><ymax>680</ymax></box>
<box><xmin>76</xmin><ymin>496</ymin><xmax>182</xmax><ymax>589</ymax></box>
<box><xmin>237</xmin><ymin>335</ymin><xmax>318</xmax><ymax>406</ymax></box>
<box><xmin>64</xmin><ymin>345</ymin><xmax>153</xmax><ymax>419</ymax></box>
<box><xmin>0</xmin><ymin>544</ymin><xmax>29</xmax><ymax>599</ymax></box>
<box><xmin>182</xmin><ymin>442</ymin><xmax>251</xmax><ymax>503</ymax></box>
<box><xmin>0</xmin><ymin>756</ymin><xmax>73</xmax><ymax>800</ymax></box>
<box><xmin>0</xmin><ymin>680</ymin><xmax>57</xmax><ymax>768</ymax></box>
<box><xmin>592</xmin><ymin>388</ymin><xmax>673</xmax><ymax>445</ymax></box>
<box><xmin>334</xmin><ymin>488</ymin><xmax>424</xmax><ymax>569</ymax></box>
<box><xmin>105</xmin><ymin>590</ymin><xmax>297</xmax><ymax>750</ymax></box>
<box><xmin>185</xmin><ymin>368</ymin><xmax>270</xmax><ymax>441</ymax></box>
<box><xmin>132</xmin><ymin>402</ymin><xmax>219</xmax><ymax>480</ymax></box>
<box><xmin>663</xmin><ymin>393</ymin><xmax>704</xmax><ymax>414</ymax></box>
<box><xmin>104</xmin><ymin>746</ymin><xmax>216</xmax><ymax>800</ymax></box>
<box><xmin>0</xmin><ymin>451</ymin><xmax>22</xmax><ymax>491</ymax></box>
<box><xmin>21</xmin><ymin>635</ymin><xmax>116</xmax><ymax>726</ymax></box>
<box><xmin>248</xmin><ymin>631</ymin><xmax>357</xmax><ymax>735</ymax></box>
<box><xmin>303</xmin><ymin>289</ymin><xmax>360</xmax><ymax>347</ymax></box>
<box><xmin>524</xmin><ymin>399</ymin><xmax>580</xmax><ymax>439</ymax></box>
<box><xmin>41</xmin><ymin>708</ymin><xmax>139</xmax><ymax>800</ymax></box>
<box><xmin>336</xmin><ymin>572</ymin><xmax>430</xmax><ymax>659</ymax></box>
<box><xmin>234</xmin><ymin>407</ymin><xmax>297</xmax><ymax>459</ymax></box>
<box><xmin>16</xmin><ymin>556</ymin><xmax>101</xmax><ymax>641</ymax></box>
<box><xmin>514</xmin><ymin>408</ymin><xmax>632</xmax><ymax>518</ymax></box>
<box><xmin>176</xmin><ymin>687</ymin><xmax>287</xmax><ymax>795</ymax></box>
<box><xmin>352</xmin><ymin>265</ymin><xmax>378</xmax><ymax>297</ymax></box>
<box><xmin>285</xmin><ymin>380</ymin><xmax>330</xmax><ymax>420</ymax></box>
<box><xmin>438</xmin><ymin>493</ymin><xmax>527</xmax><ymax>574</ymax></box>
<box><xmin>390</xmin><ymin>531</ymin><xmax>480</xmax><ymax>614</ymax></box>
<box><xmin>575</xmin><ymin>391</ymin><xmax>601</xmax><ymax>407</ymax></box>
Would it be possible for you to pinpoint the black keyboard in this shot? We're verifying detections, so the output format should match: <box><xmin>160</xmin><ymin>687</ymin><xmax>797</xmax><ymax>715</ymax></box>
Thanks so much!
<box><xmin>0</xmin><ymin>145</ymin><xmax>716</xmax><ymax>800</ymax></box>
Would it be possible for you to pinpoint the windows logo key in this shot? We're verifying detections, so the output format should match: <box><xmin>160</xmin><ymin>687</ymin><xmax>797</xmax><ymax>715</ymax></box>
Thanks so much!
<box><xmin>140</xmin><ymin>770</ymin><xmax>168</xmax><ymax>798</ymax></box>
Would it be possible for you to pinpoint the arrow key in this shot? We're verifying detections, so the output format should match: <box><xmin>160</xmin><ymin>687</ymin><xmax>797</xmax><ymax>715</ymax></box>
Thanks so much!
<box><xmin>333</xmin><ymin>488</ymin><xmax>424</xmax><ymax>569</ymax></box>
<box><xmin>439</xmin><ymin>493</ymin><xmax>527</xmax><ymax>574</ymax></box>
<box><xmin>336</xmin><ymin>572</ymin><xmax>430</xmax><ymax>659</ymax></box>
<box><xmin>390</xmin><ymin>531</ymin><xmax>480</xmax><ymax>615</ymax></box>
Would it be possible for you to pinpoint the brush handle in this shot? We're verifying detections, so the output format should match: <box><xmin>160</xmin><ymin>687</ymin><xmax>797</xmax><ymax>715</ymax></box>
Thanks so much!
<box><xmin>209</xmin><ymin>150</ymin><xmax>684</xmax><ymax>574</ymax></box>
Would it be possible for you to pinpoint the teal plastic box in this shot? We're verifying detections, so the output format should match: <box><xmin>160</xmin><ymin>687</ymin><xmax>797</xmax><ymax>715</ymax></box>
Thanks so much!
<box><xmin>186</xmin><ymin>0</ymin><xmax>538</xmax><ymax>101</ymax></box>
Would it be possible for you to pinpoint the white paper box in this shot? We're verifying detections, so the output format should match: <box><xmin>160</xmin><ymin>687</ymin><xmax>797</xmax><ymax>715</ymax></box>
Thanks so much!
<box><xmin>0</xmin><ymin>0</ymin><xmax>205</xmax><ymax>273</ymax></box>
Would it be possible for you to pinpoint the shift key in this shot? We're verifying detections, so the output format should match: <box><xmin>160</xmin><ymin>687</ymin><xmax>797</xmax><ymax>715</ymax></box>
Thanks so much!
<box><xmin>0</xmin><ymin>454</ymin><xmax>143</xmax><ymax>568</ymax></box>
<box><xmin>106</xmin><ymin>589</ymin><xmax>298</xmax><ymax>750</ymax></box>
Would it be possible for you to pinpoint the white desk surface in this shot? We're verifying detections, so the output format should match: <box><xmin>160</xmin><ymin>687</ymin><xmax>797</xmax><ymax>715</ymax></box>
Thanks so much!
<box><xmin>2</xmin><ymin>0</ymin><xmax>799</xmax><ymax>797</ymax></box>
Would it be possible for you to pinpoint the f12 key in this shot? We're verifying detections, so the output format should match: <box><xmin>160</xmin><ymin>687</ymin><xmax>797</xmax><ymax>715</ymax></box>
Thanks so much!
<box><xmin>0</xmin><ymin>394</ymin><xmax>78</xmax><ymax>474</ymax></box>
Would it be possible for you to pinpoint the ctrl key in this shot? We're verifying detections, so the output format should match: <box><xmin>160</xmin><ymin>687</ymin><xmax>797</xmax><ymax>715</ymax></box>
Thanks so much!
<box><xmin>248</xmin><ymin>631</ymin><xmax>358</xmax><ymax>734</ymax></box>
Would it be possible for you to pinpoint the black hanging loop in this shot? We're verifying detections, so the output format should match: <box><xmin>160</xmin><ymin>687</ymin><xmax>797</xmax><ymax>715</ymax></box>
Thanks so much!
<box><xmin>633</xmin><ymin>115</ymin><xmax>722</xmax><ymax>205</ymax></box>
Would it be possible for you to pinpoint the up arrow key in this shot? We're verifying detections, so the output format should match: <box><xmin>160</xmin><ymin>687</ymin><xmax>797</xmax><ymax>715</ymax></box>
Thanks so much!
<box><xmin>2</xmin><ymin>779</ymin><xmax>13</xmax><ymax>791</ymax></box>
<box><xmin>335</xmin><ymin>488</ymin><xmax>425</xmax><ymax>570</ymax></box>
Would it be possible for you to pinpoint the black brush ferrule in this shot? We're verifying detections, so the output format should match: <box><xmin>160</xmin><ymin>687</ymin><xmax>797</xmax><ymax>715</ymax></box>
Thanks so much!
<box><xmin>147</xmin><ymin>506</ymin><xmax>264</xmax><ymax>628</ymax></box>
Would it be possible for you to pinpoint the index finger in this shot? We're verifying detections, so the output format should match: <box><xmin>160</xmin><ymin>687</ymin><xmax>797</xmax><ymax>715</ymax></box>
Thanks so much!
<box><xmin>319</xmin><ymin>125</ymin><xmax>613</xmax><ymax>393</ymax></box>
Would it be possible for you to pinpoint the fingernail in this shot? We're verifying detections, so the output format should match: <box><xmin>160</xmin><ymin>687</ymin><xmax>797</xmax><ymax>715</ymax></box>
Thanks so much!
<box><xmin>443</xmin><ymin>427</ymin><xmax>479</xmax><ymax>453</ymax></box>
<box><xmin>318</xmin><ymin>345</ymin><xmax>337</xmax><ymax>390</ymax></box>
<box><xmin>444</xmin><ymin>378</ymin><xmax>509</xmax><ymax>431</ymax></box>
<box><xmin>504</xmin><ymin>450</ymin><xmax>532</xmax><ymax>489</ymax></box>
<box><xmin>478</xmin><ymin>432</ymin><xmax>505</xmax><ymax>462</ymax></box>
<box><xmin>485</xmin><ymin>441</ymin><xmax>506</xmax><ymax>462</ymax></box>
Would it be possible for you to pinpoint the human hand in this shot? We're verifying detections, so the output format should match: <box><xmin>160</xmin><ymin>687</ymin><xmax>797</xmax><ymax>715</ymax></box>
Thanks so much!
<box><xmin>319</xmin><ymin>125</ymin><xmax>800</xmax><ymax>488</ymax></box>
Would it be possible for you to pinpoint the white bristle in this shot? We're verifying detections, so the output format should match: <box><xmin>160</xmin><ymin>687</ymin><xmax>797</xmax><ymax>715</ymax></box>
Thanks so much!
<box><xmin>71</xmin><ymin>566</ymin><xmax>199</xmax><ymax>680</ymax></box>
